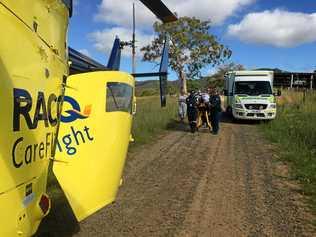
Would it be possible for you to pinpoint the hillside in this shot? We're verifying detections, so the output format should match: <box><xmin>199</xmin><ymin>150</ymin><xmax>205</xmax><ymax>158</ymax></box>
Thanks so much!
<box><xmin>135</xmin><ymin>80</ymin><xmax>179</xmax><ymax>96</ymax></box>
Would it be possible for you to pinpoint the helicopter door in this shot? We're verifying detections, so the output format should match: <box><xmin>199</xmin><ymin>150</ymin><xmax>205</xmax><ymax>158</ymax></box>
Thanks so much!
<box><xmin>53</xmin><ymin>71</ymin><xmax>134</xmax><ymax>221</ymax></box>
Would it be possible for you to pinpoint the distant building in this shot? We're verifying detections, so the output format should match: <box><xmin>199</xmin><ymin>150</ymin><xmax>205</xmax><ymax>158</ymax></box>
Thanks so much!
<box><xmin>256</xmin><ymin>68</ymin><xmax>315</xmax><ymax>89</ymax></box>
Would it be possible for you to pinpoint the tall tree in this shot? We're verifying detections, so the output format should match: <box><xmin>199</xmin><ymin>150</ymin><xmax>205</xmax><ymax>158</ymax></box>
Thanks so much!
<box><xmin>204</xmin><ymin>63</ymin><xmax>245</xmax><ymax>89</ymax></box>
<box><xmin>213</xmin><ymin>63</ymin><xmax>245</xmax><ymax>81</ymax></box>
<box><xmin>141</xmin><ymin>16</ymin><xmax>232</xmax><ymax>94</ymax></box>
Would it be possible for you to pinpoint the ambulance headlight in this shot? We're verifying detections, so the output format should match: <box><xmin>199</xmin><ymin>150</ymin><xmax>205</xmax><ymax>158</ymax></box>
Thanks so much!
<box><xmin>269</xmin><ymin>103</ymin><xmax>276</xmax><ymax>109</ymax></box>
<box><xmin>235</xmin><ymin>103</ymin><xmax>243</xmax><ymax>109</ymax></box>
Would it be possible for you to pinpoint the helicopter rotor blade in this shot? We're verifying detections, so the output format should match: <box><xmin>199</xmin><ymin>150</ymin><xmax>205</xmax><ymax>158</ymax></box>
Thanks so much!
<box><xmin>139</xmin><ymin>0</ymin><xmax>178</xmax><ymax>23</ymax></box>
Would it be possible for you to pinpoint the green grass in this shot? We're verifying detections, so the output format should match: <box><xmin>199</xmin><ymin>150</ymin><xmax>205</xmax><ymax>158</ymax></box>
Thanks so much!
<box><xmin>131</xmin><ymin>96</ymin><xmax>178</xmax><ymax>146</ymax></box>
<box><xmin>261</xmin><ymin>91</ymin><xmax>316</xmax><ymax>209</ymax></box>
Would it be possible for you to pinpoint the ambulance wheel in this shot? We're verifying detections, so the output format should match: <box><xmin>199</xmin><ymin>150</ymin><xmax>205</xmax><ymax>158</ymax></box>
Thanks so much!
<box><xmin>232</xmin><ymin>116</ymin><xmax>238</xmax><ymax>123</ymax></box>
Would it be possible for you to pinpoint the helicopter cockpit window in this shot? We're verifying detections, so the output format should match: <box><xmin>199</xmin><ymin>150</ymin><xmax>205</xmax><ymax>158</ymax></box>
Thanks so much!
<box><xmin>106</xmin><ymin>82</ymin><xmax>133</xmax><ymax>114</ymax></box>
<box><xmin>62</xmin><ymin>0</ymin><xmax>73</xmax><ymax>17</ymax></box>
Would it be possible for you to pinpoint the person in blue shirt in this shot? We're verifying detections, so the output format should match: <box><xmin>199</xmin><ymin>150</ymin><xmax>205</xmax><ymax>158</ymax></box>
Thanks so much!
<box><xmin>209</xmin><ymin>88</ymin><xmax>222</xmax><ymax>134</ymax></box>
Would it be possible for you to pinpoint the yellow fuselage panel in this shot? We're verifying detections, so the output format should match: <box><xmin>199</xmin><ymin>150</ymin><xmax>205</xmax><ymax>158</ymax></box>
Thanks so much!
<box><xmin>53</xmin><ymin>71</ymin><xmax>135</xmax><ymax>221</ymax></box>
<box><xmin>0</xmin><ymin>0</ymin><xmax>69</xmax><ymax>60</ymax></box>
<box><xmin>0</xmin><ymin>2</ymin><xmax>68</xmax><ymax>236</ymax></box>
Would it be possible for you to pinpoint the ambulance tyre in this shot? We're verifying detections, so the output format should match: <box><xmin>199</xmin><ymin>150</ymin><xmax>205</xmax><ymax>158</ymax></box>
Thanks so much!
<box><xmin>232</xmin><ymin>115</ymin><xmax>238</xmax><ymax>123</ymax></box>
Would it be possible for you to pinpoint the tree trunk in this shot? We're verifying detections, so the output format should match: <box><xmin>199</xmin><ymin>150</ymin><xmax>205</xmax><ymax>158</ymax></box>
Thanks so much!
<box><xmin>179</xmin><ymin>70</ymin><xmax>187</xmax><ymax>94</ymax></box>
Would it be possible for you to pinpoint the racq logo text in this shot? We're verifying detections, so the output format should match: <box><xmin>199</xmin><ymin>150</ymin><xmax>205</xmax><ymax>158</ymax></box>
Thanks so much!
<box><xmin>11</xmin><ymin>88</ymin><xmax>62</xmax><ymax>168</ymax></box>
<box><xmin>11</xmin><ymin>89</ymin><xmax>94</xmax><ymax>168</ymax></box>
<box><xmin>61</xmin><ymin>96</ymin><xmax>92</xmax><ymax>123</ymax></box>
<box><xmin>57</xmin><ymin>96</ymin><xmax>94</xmax><ymax>156</ymax></box>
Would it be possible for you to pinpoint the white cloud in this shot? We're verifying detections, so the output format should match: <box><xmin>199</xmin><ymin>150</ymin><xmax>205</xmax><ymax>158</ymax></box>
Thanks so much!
<box><xmin>94</xmin><ymin>0</ymin><xmax>155</xmax><ymax>29</ymax></box>
<box><xmin>89</xmin><ymin>27</ymin><xmax>154</xmax><ymax>58</ymax></box>
<box><xmin>227</xmin><ymin>9</ymin><xmax>316</xmax><ymax>47</ymax></box>
<box><xmin>78</xmin><ymin>49</ymin><xmax>91</xmax><ymax>57</ymax></box>
<box><xmin>91</xmin><ymin>0</ymin><xmax>255</xmax><ymax>57</ymax></box>
<box><xmin>171</xmin><ymin>0</ymin><xmax>254</xmax><ymax>25</ymax></box>
<box><xmin>95</xmin><ymin>0</ymin><xmax>255</xmax><ymax>28</ymax></box>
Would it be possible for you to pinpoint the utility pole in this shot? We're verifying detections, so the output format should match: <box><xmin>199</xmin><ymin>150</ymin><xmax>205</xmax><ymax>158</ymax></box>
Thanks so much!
<box><xmin>119</xmin><ymin>3</ymin><xmax>137</xmax><ymax>74</ymax></box>
<box><xmin>132</xmin><ymin>2</ymin><xmax>136</xmax><ymax>74</ymax></box>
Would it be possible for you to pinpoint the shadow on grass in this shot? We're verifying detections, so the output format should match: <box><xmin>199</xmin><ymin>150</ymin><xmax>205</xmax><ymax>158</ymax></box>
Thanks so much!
<box><xmin>166</xmin><ymin>119</ymin><xmax>190</xmax><ymax>132</ymax></box>
<box><xmin>166</xmin><ymin>112</ymin><xmax>265</xmax><ymax>136</ymax></box>
<box><xmin>168</xmin><ymin>113</ymin><xmax>263</xmax><ymax>130</ymax></box>
<box><xmin>35</xmin><ymin>170</ymin><xmax>80</xmax><ymax>237</ymax></box>
<box><xmin>220</xmin><ymin>112</ymin><xmax>263</xmax><ymax>125</ymax></box>
<box><xmin>165</xmin><ymin>118</ymin><xmax>212</xmax><ymax>134</ymax></box>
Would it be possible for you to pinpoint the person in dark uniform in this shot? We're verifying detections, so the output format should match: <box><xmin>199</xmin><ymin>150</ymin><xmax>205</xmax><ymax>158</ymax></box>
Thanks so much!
<box><xmin>186</xmin><ymin>90</ymin><xmax>199</xmax><ymax>133</ymax></box>
<box><xmin>209</xmin><ymin>88</ymin><xmax>222</xmax><ymax>134</ymax></box>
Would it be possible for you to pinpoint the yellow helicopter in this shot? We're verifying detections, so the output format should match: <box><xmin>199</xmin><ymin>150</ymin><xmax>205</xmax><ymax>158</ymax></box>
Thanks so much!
<box><xmin>0</xmin><ymin>0</ymin><xmax>176</xmax><ymax>236</ymax></box>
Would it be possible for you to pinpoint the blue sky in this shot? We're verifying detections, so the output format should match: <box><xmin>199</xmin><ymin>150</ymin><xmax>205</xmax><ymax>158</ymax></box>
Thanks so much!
<box><xmin>69</xmin><ymin>0</ymin><xmax>316</xmax><ymax>80</ymax></box>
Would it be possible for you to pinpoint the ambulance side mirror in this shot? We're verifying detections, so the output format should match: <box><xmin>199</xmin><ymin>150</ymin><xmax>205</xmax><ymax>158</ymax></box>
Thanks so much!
<box><xmin>277</xmin><ymin>89</ymin><xmax>281</xmax><ymax>96</ymax></box>
<box><xmin>273</xmin><ymin>89</ymin><xmax>281</xmax><ymax>97</ymax></box>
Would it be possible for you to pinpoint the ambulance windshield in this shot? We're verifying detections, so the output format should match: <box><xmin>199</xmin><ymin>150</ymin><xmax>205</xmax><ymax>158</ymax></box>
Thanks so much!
<box><xmin>106</xmin><ymin>82</ymin><xmax>133</xmax><ymax>113</ymax></box>
<box><xmin>234</xmin><ymin>81</ymin><xmax>272</xmax><ymax>96</ymax></box>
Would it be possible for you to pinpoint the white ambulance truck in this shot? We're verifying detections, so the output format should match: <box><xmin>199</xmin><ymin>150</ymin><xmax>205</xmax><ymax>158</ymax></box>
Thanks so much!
<box><xmin>224</xmin><ymin>70</ymin><xmax>281</xmax><ymax>120</ymax></box>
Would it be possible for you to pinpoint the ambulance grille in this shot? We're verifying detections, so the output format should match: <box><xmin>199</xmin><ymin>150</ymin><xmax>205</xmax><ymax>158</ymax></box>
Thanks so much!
<box><xmin>245</xmin><ymin>104</ymin><xmax>267</xmax><ymax>110</ymax></box>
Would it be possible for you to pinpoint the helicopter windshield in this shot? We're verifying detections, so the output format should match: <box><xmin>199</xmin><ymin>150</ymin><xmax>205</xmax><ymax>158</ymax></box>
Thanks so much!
<box><xmin>106</xmin><ymin>82</ymin><xmax>133</xmax><ymax>113</ymax></box>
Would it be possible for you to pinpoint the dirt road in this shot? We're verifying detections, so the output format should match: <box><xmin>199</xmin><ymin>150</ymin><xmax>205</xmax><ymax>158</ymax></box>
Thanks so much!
<box><xmin>37</xmin><ymin>119</ymin><xmax>314</xmax><ymax>237</ymax></box>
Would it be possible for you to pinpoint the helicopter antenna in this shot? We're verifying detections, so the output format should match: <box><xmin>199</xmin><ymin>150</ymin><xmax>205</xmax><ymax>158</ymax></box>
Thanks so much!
<box><xmin>132</xmin><ymin>2</ymin><xmax>136</xmax><ymax>74</ymax></box>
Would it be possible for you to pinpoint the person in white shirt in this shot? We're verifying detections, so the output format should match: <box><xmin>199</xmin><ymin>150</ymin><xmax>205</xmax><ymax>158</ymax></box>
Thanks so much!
<box><xmin>201</xmin><ymin>92</ymin><xmax>210</xmax><ymax>105</ymax></box>
<box><xmin>178</xmin><ymin>92</ymin><xmax>187</xmax><ymax>122</ymax></box>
